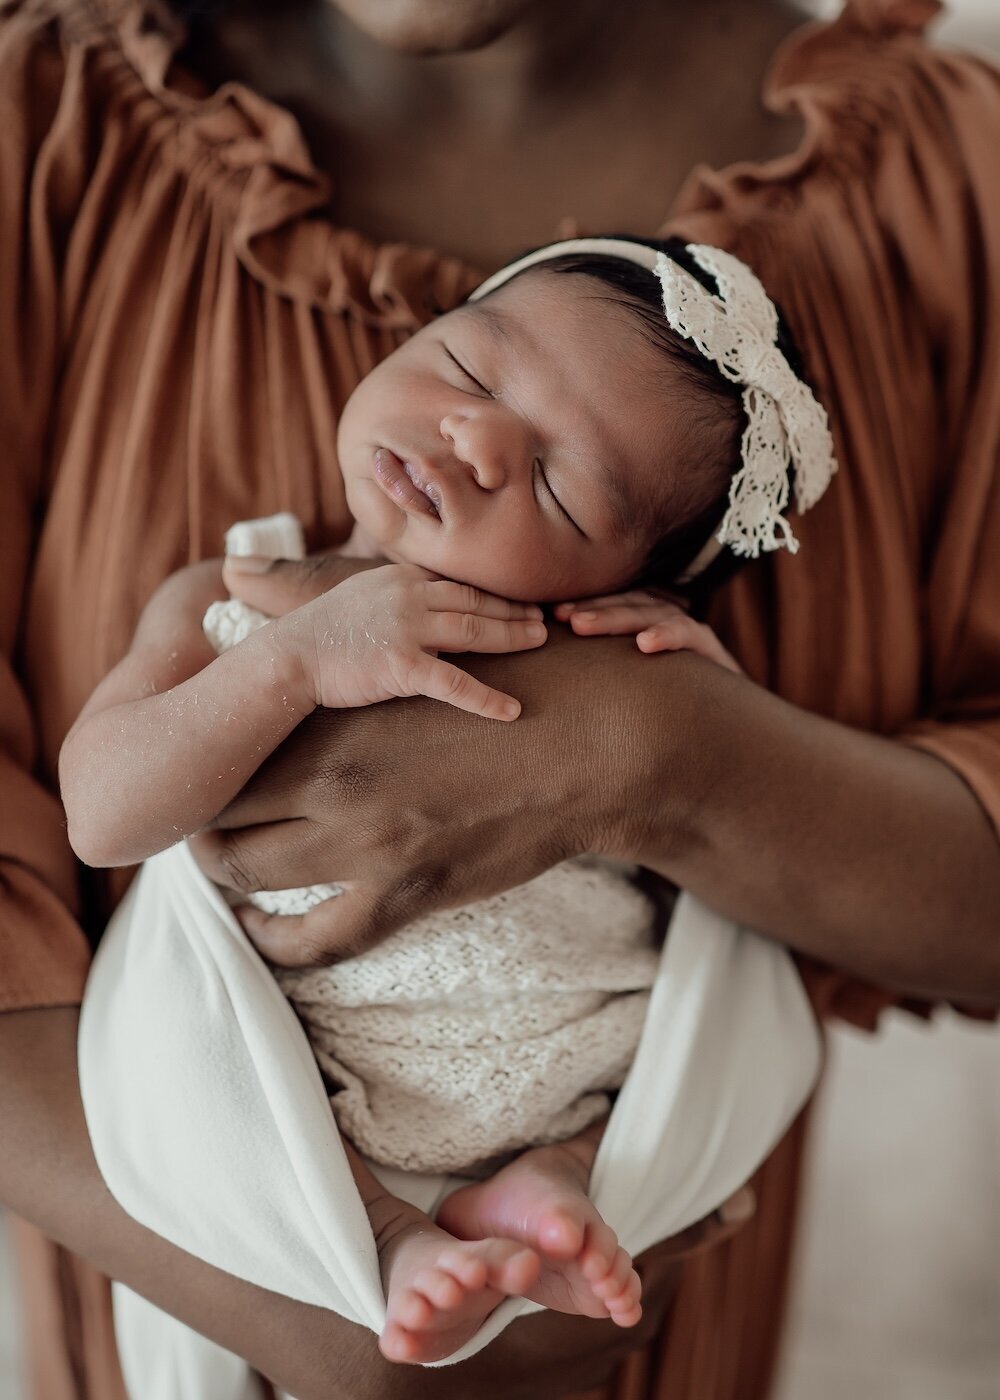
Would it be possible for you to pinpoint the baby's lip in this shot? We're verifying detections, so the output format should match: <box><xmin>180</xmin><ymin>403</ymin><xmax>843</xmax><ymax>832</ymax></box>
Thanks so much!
<box><xmin>373</xmin><ymin>448</ymin><xmax>443</xmax><ymax>520</ymax></box>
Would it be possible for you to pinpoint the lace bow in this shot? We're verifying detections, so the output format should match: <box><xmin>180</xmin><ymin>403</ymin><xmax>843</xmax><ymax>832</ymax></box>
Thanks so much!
<box><xmin>656</xmin><ymin>245</ymin><xmax>837</xmax><ymax>560</ymax></box>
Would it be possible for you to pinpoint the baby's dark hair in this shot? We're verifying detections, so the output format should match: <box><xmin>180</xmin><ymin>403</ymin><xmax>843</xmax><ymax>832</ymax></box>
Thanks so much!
<box><xmin>501</xmin><ymin>237</ymin><xmax>804</xmax><ymax>602</ymax></box>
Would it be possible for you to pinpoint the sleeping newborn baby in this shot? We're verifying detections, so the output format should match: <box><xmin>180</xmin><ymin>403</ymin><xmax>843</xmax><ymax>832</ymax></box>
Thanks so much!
<box><xmin>61</xmin><ymin>236</ymin><xmax>835</xmax><ymax>1364</ymax></box>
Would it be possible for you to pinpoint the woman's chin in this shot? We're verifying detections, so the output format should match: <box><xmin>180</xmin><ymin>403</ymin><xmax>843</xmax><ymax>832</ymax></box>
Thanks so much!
<box><xmin>327</xmin><ymin>0</ymin><xmax>539</xmax><ymax>56</ymax></box>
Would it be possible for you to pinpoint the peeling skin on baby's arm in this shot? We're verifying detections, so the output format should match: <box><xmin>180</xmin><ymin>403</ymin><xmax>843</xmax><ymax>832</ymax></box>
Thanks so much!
<box><xmin>59</xmin><ymin>559</ymin><xmax>315</xmax><ymax>869</ymax></box>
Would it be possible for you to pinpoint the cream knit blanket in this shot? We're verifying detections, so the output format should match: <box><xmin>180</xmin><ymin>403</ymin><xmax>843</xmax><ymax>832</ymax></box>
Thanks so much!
<box><xmin>273</xmin><ymin>863</ymin><xmax>657</xmax><ymax>1174</ymax></box>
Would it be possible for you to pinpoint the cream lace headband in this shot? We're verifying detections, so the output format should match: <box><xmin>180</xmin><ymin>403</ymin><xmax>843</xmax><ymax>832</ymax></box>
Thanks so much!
<box><xmin>471</xmin><ymin>238</ymin><xmax>838</xmax><ymax>581</ymax></box>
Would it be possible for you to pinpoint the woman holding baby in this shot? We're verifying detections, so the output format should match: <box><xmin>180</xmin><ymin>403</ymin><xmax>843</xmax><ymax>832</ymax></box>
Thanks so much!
<box><xmin>1</xmin><ymin>0</ymin><xmax>998</xmax><ymax>1398</ymax></box>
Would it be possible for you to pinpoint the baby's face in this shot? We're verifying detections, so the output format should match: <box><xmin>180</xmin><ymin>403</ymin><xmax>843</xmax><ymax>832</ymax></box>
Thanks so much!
<box><xmin>337</xmin><ymin>271</ymin><xmax>679</xmax><ymax>601</ymax></box>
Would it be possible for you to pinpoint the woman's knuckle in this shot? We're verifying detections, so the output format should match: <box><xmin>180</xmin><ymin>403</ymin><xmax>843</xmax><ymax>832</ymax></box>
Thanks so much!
<box><xmin>217</xmin><ymin>841</ymin><xmax>261</xmax><ymax>895</ymax></box>
<box><xmin>383</xmin><ymin>868</ymin><xmax>447</xmax><ymax>924</ymax></box>
<box><xmin>300</xmin><ymin>932</ymin><xmax>337</xmax><ymax>967</ymax></box>
<box><xmin>323</xmin><ymin>758</ymin><xmax>378</xmax><ymax>805</ymax></box>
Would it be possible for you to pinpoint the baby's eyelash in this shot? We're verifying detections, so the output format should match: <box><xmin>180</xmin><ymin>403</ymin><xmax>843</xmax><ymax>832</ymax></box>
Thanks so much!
<box><xmin>444</xmin><ymin>346</ymin><xmax>490</xmax><ymax>396</ymax></box>
<box><xmin>534</xmin><ymin>458</ymin><xmax>586</xmax><ymax>538</ymax></box>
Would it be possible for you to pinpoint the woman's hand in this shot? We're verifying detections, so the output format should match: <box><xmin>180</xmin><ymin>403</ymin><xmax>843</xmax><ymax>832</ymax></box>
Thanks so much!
<box><xmin>279</xmin><ymin>562</ymin><xmax>547</xmax><ymax>720</ymax></box>
<box><xmin>190</xmin><ymin>552</ymin><xmax>692</xmax><ymax>969</ymax></box>
<box><xmin>202</xmin><ymin>549</ymin><xmax>1000</xmax><ymax>1000</ymax></box>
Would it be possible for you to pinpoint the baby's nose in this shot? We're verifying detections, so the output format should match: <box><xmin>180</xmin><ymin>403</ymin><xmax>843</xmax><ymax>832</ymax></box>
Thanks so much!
<box><xmin>440</xmin><ymin>410</ymin><xmax>526</xmax><ymax>490</ymax></box>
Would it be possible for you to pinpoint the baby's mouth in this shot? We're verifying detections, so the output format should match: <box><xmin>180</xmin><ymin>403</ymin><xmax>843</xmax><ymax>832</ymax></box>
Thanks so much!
<box><xmin>373</xmin><ymin>448</ymin><xmax>442</xmax><ymax>520</ymax></box>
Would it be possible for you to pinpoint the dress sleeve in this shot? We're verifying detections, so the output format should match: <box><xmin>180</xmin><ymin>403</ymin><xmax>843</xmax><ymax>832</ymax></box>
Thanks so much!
<box><xmin>0</xmin><ymin>3</ymin><xmax>94</xmax><ymax>1010</ymax></box>
<box><xmin>779</xmin><ymin>36</ymin><xmax>1000</xmax><ymax>1030</ymax></box>
<box><xmin>889</xmin><ymin>47</ymin><xmax>1000</xmax><ymax>844</ymax></box>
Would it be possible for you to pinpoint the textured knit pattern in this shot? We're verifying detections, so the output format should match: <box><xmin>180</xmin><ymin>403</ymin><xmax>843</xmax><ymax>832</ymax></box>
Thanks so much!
<box><xmin>203</xmin><ymin>589</ymin><xmax>657</xmax><ymax>1173</ymax></box>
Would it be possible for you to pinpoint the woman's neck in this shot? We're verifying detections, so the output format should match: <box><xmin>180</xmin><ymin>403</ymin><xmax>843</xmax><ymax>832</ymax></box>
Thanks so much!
<box><xmin>184</xmin><ymin>0</ymin><xmax>812</xmax><ymax>266</ymax></box>
<box><xmin>192</xmin><ymin>0</ymin><xmax>806</xmax><ymax>135</ymax></box>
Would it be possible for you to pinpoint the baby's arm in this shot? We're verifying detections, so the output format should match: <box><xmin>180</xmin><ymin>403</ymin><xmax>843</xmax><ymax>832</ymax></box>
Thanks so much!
<box><xmin>554</xmin><ymin>591</ymin><xmax>742</xmax><ymax>674</ymax></box>
<box><xmin>60</xmin><ymin>560</ymin><xmax>316</xmax><ymax>867</ymax></box>
<box><xmin>61</xmin><ymin>561</ymin><xmax>546</xmax><ymax>869</ymax></box>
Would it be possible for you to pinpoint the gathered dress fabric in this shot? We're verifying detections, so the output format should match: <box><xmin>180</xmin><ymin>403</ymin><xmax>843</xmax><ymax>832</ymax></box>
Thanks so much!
<box><xmin>1</xmin><ymin>0</ymin><xmax>998</xmax><ymax>1395</ymax></box>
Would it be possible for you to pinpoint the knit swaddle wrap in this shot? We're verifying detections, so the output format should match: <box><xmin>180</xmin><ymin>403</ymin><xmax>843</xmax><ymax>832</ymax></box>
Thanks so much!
<box><xmin>203</xmin><ymin>524</ymin><xmax>658</xmax><ymax>1174</ymax></box>
<box><xmin>276</xmin><ymin>874</ymin><xmax>656</xmax><ymax>1174</ymax></box>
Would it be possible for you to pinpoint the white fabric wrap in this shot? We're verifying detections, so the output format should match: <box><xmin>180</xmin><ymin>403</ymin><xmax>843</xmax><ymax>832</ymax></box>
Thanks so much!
<box><xmin>80</xmin><ymin>848</ymin><xmax>821</xmax><ymax>1371</ymax></box>
<box><xmin>77</xmin><ymin>512</ymin><xmax>823</xmax><ymax>1389</ymax></box>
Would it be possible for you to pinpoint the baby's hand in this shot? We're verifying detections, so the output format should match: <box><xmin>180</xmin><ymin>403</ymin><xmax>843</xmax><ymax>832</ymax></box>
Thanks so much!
<box><xmin>554</xmin><ymin>591</ymin><xmax>742</xmax><ymax>675</ymax></box>
<box><xmin>281</xmin><ymin>564</ymin><xmax>547</xmax><ymax>720</ymax></box>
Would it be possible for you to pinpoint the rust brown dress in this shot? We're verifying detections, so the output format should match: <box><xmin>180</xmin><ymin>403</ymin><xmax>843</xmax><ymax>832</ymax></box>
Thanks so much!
<box><xmin>2</xmin><ymin>0</ymin><xmax>998</xmax><ymax>1396</ymax></box>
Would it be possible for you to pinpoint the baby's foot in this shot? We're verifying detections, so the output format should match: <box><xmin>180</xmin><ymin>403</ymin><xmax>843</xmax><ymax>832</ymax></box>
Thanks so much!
<box><xmin>437</xmin><ymin>1139</ymin><xmax>642</xmax><ymax>1328</ymax></box>
<box><xmin>378</xmin><ymin>1219</ymin><xmax>541</xmax><ymax>1364</ymax></box>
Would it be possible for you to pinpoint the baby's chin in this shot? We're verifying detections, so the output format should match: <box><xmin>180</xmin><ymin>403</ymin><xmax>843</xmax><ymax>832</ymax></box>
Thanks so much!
<box><xmin>342</xmin><ymin>480</ymin><xmax>402</xmax><ymax>558</ymax></box>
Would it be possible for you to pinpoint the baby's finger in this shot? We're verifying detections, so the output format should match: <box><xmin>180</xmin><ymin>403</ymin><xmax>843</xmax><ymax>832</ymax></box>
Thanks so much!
<box><xmin>554</xmin><ymin>590</ymin><xmax>663</xmax><ymax>620</ymax></box>
<box><xmin>570</xmin><ymin>603</ymin><xmax>685</xmax><ymax>636</ymax></box>
<box><xmin>422</xmin><ymin>612</ymin><xmax>547</xmax><ymax>654</ymax></box>
<box><xmin>425</xmin><ymin>580</ymin><xmax>542</xmax><ymax>622</ymax></box>
<box><xmin>410</xmin><ymin>655</ymin><xmax>522</xmax><ymax>720</ymax></box>
<box><xmin>223</xmin><ymin>550</ymin><xmax>381</xmax><ymax>616</ymax></box>
<box><xmin>637</xmin><ymin>618</ymin><xmax>743</xmax><ymax>674</ymax></box>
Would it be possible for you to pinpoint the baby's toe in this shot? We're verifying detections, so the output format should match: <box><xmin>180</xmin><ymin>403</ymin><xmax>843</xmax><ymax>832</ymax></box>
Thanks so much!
<box><xmin>604</xmin><ymin>1266</ymin><xmax>643</xmax><ymax>1327</ymax></box>
<box><xmin>492</xmin><ymin>1244</ymin><xmax>541</xmax><ymax>1295</ymax></box>
<box><xmin>590</xmin><ymin>1245</ymin><xmax>633</xmax><ymax>1299</ymax></box>
<box><xmin>604</xmin><ymin>1265</ymin><xmax>642</xmax><ymax>1307</ymax></box>
<box><xmin>607</xmin><ymin>1297</ymin><xmax>643</xmax><ymax>1329</ymax></box>
<box><xmin>379</xmin><ymin>1322</ymin><xmax>420</xmax><ymax>1363</ymax></box>
<box><xmin>537</xmin><ymin>1208</ymin><xmax>586</xmax><ymax>1259</ymax></box>
<box><xmin>390</xmin><ymin>1288</ymin><xmax>433</xmax><ymax>1332</ymax></box>
<box><xmin>580</xmin><ymin>1222</ymin><xmax>620</xmax><ymax>1281</ymax></box>
<box><xmin>412</xmin><ymin>1266</ymin><xmax>464</xmax><ymax>1312</ymax></box>
<box><xmin>437</xmin><ymin>1247</ymin><xmax>487</xmax><ymax>1292</ymax></box>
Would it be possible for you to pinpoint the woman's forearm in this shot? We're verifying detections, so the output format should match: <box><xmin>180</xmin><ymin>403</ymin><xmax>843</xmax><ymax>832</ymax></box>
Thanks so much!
<box><xmin>632</xmin><ymin>656</ymin><xmax>1000</xmax><ymax>1002</ymax></box>
<box><xmin>0</xmin><ymin>1009</ymin><xmax>376</xmax><ymax>1400</ymax></box>
<box><xmin>188</xmin><ymin>621</ymin><xmax>997</xmax><ymax>995</ymax></box>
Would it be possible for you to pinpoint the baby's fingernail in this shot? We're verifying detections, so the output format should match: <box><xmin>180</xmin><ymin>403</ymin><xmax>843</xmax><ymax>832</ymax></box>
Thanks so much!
<box><xmin>223</xmin><ymin>554</ymin><xmax>273</xmax><ymax>574</ymax></box>
<box><xmin>502</xmin><ymin>699</ymin><xmax>521</xmax><ymax>719</ymax></box>
<box><xmin>526</xmin><ymin>623</ymin><xmax>546</xmax><ymax>641</ymax></box>
<box><xmin>526</xmin><ymin>604</ymin><xmax>544</xmax><ymax>619</ymax></box>
<box><xmin>575</xmin><ymin>611</ymin><xmax>598</xmax><ymax>624</ymax></box>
